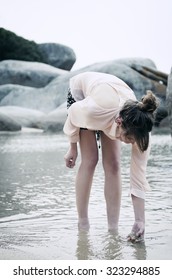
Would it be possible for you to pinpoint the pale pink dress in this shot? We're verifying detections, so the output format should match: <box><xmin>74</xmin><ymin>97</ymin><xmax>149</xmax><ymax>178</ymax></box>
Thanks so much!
<box><xmin>63</xmin><ymin>72</ymin><xmax>151</xmax><ymax>199</ymax></box>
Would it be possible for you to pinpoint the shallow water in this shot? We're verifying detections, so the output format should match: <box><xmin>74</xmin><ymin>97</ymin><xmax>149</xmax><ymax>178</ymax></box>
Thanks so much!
<box><xmin>0</xmin><ymin>130</ymin><xmax>171</xmax><ymax>260</ymax></box>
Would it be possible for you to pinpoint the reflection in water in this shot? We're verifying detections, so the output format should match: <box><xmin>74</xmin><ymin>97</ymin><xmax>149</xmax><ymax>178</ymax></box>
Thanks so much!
<box><xmin>130</xmin><ymin>242</ymin><xmax>147</xmax><ymax>260</ymax></box>
<box><xmin>0</xmin><ymin>132</ymin><xmax>172</xmax><ymax>260</ymax></box>
<box><xmin>76</xmin><ymin>231</ymin><xmax>94</xmax><ymax>260</ymax></box>
<box><xmin>101</xmin><ymin>231</ymin><xmax>123</xmax><ymax>260</ymax></box>
<box><xmin>76</xmin><ymin>230</ymin><xmax>147</xmax><ymax>260</ymax></box>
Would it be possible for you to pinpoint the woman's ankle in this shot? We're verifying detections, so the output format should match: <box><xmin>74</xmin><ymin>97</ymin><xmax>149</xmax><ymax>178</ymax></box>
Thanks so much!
<box><xmin>108</xmin><ymin>222</ymin><xmax>118</xmax><ymax>232</ymax></box>
<box><xmin>78</xmin><ymin>217</ymin><xmax>90</xmax><ymax>231</ymax></box>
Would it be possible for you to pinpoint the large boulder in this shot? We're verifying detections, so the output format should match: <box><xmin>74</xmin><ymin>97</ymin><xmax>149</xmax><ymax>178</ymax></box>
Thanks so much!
<box><xmin>0</xmin><ymin>84</ymin><xmax>55</xmax><ymax>113</ymax></box>
<box><xmin>0</xmin><ymin>106</ymin><xmax>46</xmax><ymax>128</ymax></box>
<box><xmin>36</xmin><ymin>102</ymin><xmax>67</xmax><ymax>132</ymax></box>
<box><xmin>0</xmin><ymin>84</ymin><xmax>34</xmax><ymax>102</ymax></box>
<box><xmin>166</xmin><ymin>68</ymin><xmax>172</xmax><ymax>135</ymax></box>
<box><xmin>38</xmin><ymin>43</ymin><xmax>76</xmax><ymax>70</ymax></box>
<box><xmin>0</xmin><ymin>60</ymin><xmax>68</xmax><ymax>88</ymax></box>
<box><xmin>0</xmin><ymin>28</ymin><xmax>76</xmax><ymax>71</ymax></box>
<box><xmin>0</xmin><ymin>83</ymin><xmax>58</xmax><ymax>113</ymax></box>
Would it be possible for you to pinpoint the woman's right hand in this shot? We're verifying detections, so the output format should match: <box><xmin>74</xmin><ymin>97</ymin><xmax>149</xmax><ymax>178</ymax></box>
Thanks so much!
<box><xmin>127</xmin><ymin>221</ymin><xmax>145</xmax><ymax>242</ymax></box>
<box><xmin>64</xmin><ymin>144</ymin><xmax>78</xmax><ymax>168</ymax></box>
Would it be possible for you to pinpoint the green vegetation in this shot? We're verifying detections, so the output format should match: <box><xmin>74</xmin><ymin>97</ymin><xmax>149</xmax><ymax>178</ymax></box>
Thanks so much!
<box><xmin>0</xmin><ymin>28</ymin><xmax>46</xmax><ymax>62</ymax></box>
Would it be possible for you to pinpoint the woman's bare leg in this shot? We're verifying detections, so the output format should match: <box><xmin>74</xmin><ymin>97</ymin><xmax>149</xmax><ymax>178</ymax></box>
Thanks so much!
<box><xmin>76</xmin><ymin>130</ymin><xmax>98</xmax><ymax>230</ymax></box>
<box><xmin>101</xmin><ymin>133</ymin><xmax>122</xmax><ymax>231</ymax></box>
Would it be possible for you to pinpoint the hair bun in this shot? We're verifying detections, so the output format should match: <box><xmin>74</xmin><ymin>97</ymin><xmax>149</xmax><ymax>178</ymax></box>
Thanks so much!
<box><xmin>138</xmin><ymin>90</ymin><xmax>159</xmax><ymax>113</ymax></box>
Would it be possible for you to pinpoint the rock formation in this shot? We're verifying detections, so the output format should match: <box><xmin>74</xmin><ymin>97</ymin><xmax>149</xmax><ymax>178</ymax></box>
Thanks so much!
<box><xmin>0</xmin><ymin>112</ymin><xmax>21</xmax><ymax>131</ymax></box>
<box><xmin>38</xmin><ymin>43</ymin><xmax>76</xmax><ymax>70</ymax></box>
<box><xmin>0</xmin><ymin>57</ymin><xmax>170</xmax><ymax>132</ymax></box>
<box><xmin>166</xmin><ymin>68</ymin><xmax>172</xmax><ymax>135</ymax></box>
<box><xmin>0</xmin><ymin>28</ymin><xmax>76</xmax><ymax>71</ymax></box>
<box><xmin>0</xmin><ymin>60</ymin><xmax>68</xmax><ymax>88</ymax></box>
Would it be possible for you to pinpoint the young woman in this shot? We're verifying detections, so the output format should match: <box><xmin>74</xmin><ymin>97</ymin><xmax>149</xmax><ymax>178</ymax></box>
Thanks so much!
<box><xmin>63</xmin><ymin>71</ymin><xmax>159</xmax><ymax>242</ymax></box>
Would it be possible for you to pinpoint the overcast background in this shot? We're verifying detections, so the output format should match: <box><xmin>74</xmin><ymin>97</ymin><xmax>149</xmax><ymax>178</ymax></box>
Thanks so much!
<box><xmin>0</xmin><ymin>0</ymin><xmax>171</xmax><ymax>73</ymax></box>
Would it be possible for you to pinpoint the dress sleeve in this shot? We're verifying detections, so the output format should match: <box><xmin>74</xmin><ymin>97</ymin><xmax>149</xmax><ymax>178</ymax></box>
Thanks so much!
<box><xmin>63</xmin><ymin>76</ymin><xmax>84</xmax><ymax>143</ymax></box>
<box><xmin>63</xmin><ymin>113</ymin><xmax>80</xmax><ymax>143</ymax></box>
<box><xmin>130</xmin><ymin>136</ymin><xmax>151</xmax><ymax>199</ymax></box>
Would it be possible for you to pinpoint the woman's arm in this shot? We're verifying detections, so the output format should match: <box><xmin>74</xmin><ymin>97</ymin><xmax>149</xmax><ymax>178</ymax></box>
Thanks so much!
<box><xmin>130</xmin><ymin>141</ymin><xmax>151</xmax><ymax>198</ymax></box>
<box><xmin>128</xmin><ymin>139</ymin><xmax>151</xmax><ymax>241</ymax></box>
<box><xmin>63</xmin><ymin>106</ymin><xmax>80</xmax><ymax>168</ymax></box>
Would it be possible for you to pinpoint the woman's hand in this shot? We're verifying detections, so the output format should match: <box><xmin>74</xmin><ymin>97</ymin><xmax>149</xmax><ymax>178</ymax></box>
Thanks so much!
<box><xmin>127</xmin><ymin>221</ymin><xmax>145</xmax><ymax>242</ymax></box>
<box><xmin>64</xmin><ymin>143</ymin><xmax>78</xmax><ymax>168</ymax></box>
<box><xmin>128</xmin><ymin>195</ymin><xmax>145</xmax><ymax>242</ymax></box>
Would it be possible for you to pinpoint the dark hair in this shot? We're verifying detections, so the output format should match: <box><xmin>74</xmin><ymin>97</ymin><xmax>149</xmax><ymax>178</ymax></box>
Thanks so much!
<box><xmin>119</xmin><ymin>90</ymin><xmax>159</xmax><ymax>152</ymax></box>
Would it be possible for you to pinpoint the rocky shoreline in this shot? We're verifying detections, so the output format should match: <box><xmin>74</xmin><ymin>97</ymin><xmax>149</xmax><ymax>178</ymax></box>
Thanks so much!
<box><xmin>0</xmin><ymin>30</ymin><xmax>171</xmax><ymax>134</ymax></box>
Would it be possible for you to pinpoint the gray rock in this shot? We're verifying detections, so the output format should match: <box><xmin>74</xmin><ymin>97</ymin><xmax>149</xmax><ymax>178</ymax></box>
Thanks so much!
<box><xmin>0</xmin><ymin>60</ymin><xmax>68</xmax><ymax>88</ymax></box>
<box><xmin>37</xmin><ymin>102</ymin><xmax>67</xmax><ymax>132</ymax></box>
<box><xmin>38</xmin><ymin>43</ymin><xmax>76</xmax><ymax>70</ymax></box>
<box><xmin>0</xmin><ymin>84</ymin><xmax>34</xmax><ymax>102</ymax></box>
<box><xmin>0</xmin><ymin>106</ymin><xmax>46</xmax><ymax>128</ymax></box>
<box><xmin>0</xmin><ymin>112</ymin><xmax>21</xmax><ymax>131</ymax></box>
<box><xmin>166</xmin><ymin>68</ymin><xmax>172</xmax><ymax>135</ymax></box>
<box><xmin>0</xmin><ymin>84</ymin><xmax>58</xmax><ymax>113</ymax></box>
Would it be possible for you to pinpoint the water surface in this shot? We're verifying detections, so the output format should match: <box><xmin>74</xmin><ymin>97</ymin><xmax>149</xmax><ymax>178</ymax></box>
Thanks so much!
<box><xmin>0</xmin><ymin>130</ymin><xmax>171</xmax><ymax>260</ymax></box>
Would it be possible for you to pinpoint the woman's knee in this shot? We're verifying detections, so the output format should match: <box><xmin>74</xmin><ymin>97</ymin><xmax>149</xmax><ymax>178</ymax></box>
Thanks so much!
<box><xmin>81</xmin><ymin>154</ymin><xmax>98</xmax><ymax>170</ymax></box>
<box><xmin>103</xmin><ymin>158</ymin><xmax>121</xmax><ymax>174</ymax></box>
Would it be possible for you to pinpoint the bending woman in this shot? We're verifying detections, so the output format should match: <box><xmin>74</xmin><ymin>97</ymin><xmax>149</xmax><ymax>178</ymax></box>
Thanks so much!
<box><xmin>63</xmin><ymin>71</ymin><xmax>159</xmax><ymax>241</ymax></box>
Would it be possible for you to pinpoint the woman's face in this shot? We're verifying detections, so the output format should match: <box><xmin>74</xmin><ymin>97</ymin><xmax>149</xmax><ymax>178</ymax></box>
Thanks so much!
<box><xmin>116</xmin><ymin>127</ymin><xmax>135</xmax><ymax>144</ymax></box>
<box><xmin>115</xmin><ymin>116</ymin><xmax>135</xmax><ymax>144</ymax></box>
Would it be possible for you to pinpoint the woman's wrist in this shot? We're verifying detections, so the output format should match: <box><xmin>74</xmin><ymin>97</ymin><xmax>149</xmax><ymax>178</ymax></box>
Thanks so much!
<box><xmin>70</xmin><ymin>142</ymin><xmax>77</xmax><ymax>151</ymax></box>
<box><xmin>131</xmin><ymin>194</ymin><xmax>145</xmax><ymax>223</ymax></box>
